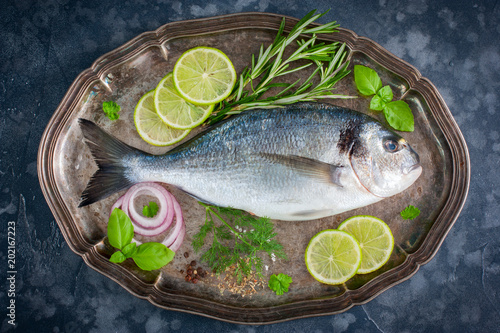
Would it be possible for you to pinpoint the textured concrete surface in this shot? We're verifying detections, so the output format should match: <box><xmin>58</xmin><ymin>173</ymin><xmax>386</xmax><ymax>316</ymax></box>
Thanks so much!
<box><xmin>1</xmin><ymin>0</ymin><xmax>499</xmax><ymax>332</ymax></box>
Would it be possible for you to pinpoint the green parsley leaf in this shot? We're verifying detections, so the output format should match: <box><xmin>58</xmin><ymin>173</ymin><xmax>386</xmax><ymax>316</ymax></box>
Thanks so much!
<box><xmin>354</xmin><ymin>65</ymin><xmax>382</xmax><ymax>96</ymax></box>
<box><xmin>121</xmin><ymin>242</ymin><xmax>138</xmax><ymax>258</ymax></box>
<box><xmin>107</xmin><ymin>208</ymin><xmax>134</xmax><ymax>250</ymax></box>
<box><xmin>268</xmin><ymin>273</ymin><xmax>293</xmax><ymax>295</ymax></box>
<box><xmin>377</xmin><ymin>85</ymin><xmax>393</xmax><ymax>103</ymax></box>
<box><xmin>383</xmin><ymin>100</ymin><xmax>414</xmax><ymax>132</ymax></box>
<box><xmin>401</xmin><ymin>205</ymin><xmax>420</xmax><ymax>220</ymax></box>
<box><xmin>370</xmin><ymin>95</ymin><xmax>386</xmax><ymax>111</ymax></box>
<box><xmin>110</xmin><ymin>251</ymin><xmax>127</xmax><ymax>263</ymax></box>
<box><xmin>102</xmin><ymin>101</ymin><xmax>121</xmax><ymax>120</ymax></box>
<box><xmin>132</xmin><ymin>242</ymin><xmax>175</xmax><ymax>271</ymax></box>
<box><xmin>142</xmin><ymin>201</ymin><xmax>159</xmax><ymax>218</ymax></box>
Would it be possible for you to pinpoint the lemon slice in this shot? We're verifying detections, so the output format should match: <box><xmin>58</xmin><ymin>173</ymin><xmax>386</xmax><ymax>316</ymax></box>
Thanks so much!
<box><xmin>305</xmin><ymin>229</ymin><xmax>362</xmax><ymax>285</ymax></box>
<box><xmin>338</xmin><ymin>215</ymin><xmax>394</xmax><ymax>274</ymax></box>
<box><xmin>173</xmin><ymin>46</ymin><xmax>236</xmax><ymax>105</ymax></box>
<box><xmin>154</xmin><ymin>73</ymin><xmax>214</xmax><ymax>130</ymax></box>
<box><xmin>134</xmin><ymin>90</ymin><xmax>190</xmax><ymax>146</ymax></box>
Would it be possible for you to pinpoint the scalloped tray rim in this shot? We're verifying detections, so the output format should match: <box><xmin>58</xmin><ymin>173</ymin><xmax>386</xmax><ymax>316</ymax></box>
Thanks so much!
<box><xmin>37</xmin><ymin>12</ymin><xmax>470</xmax><ymax>324</ymax></box>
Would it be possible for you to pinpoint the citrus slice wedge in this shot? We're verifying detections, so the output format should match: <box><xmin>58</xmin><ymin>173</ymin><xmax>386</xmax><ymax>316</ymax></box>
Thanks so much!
<box><xmin>338</xmin><ymin>215</ymin><xmax>394</xmax><ymax>274</ymax></box>
<box><xmin>173</xmin><ymin>46</ymin><xmax>236</xmax><ymax>105</ymax></box>
<box><xmin>305</xmin><ymin>229</ymin><xmax>362</xmax><ymax>285</ymax></box>
<box><xmin>134</xmin><ymin>90</ymin><xmax>190</xmax><ymax>146</ymax></box>
<box><xmin>154</xmin><ymin>73</ymin><xmax>214</xmax><ymax>130</ymax></box>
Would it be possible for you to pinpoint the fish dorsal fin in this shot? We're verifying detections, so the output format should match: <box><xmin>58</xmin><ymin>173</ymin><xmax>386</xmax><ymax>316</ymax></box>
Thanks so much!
<box><xmin>258</xmin><ymin>153</ymin><xmax>343</xmax><ymax>186</ymax></box>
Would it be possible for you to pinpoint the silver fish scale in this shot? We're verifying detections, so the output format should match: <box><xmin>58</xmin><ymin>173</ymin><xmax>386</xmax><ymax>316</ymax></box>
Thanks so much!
<box><xmin>131</xmin><ymin>103</ymin><xmax>379</xmax><ymax>220</ymax></box>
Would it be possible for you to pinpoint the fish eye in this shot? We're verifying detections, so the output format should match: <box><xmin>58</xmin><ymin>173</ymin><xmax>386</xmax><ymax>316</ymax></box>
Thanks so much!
<box><xmin>384</xmin><ymin>139</ymin><xmax>399</xmax><ymax>152</ymax></box>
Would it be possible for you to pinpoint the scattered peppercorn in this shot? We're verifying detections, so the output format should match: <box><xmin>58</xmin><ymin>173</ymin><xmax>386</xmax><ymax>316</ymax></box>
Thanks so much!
<box><xmin>183</xmin><ymin>261</ymin><xmax>207</xmax><ymax>284</ymax></box>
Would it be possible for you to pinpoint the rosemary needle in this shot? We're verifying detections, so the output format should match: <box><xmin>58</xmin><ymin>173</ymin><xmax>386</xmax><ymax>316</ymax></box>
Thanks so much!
<box><xmin>208</xmin><ymin>10</ymin><xmax>354</xmax><ymax>124</ymax></box>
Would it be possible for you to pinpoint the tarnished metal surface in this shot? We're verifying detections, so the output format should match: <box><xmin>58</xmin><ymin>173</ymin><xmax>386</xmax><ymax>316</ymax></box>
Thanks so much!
<box><xmin>38</xmin><ymin>13</ymin><xmax>469</xmax><ymax>324</ymax></box>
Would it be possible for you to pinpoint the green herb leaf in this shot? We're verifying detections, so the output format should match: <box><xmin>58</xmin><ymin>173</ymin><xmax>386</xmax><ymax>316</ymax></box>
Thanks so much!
<box><xmin>110</xmin><ymin>251</ymin><xmax>126</xmax><ymax>263</ymax></box>
<box><xmin>107</xmin><ymin>208</ymin><xmax>134</xmax><ymax>250</ymax></box>
<box><xmin>208</xmin><ymin>12</ymin><xmax>355</xmax><ymax>124</ymax></box>
<box><xmin>268</xmin><ymin>273</ymin><xmax>293</xmax><ymax>295</ymax></box>
<box><xmin>142</xmin><ymin>201</ymin><xmax>159</xmax><ymax>218</ymax></box>
<box><xmin>102</xmin><ymin>101</ymin><xmax>121</xmax><ymax>120</ymax></box>
<box><xmin>370</xmin><ymin>95</ymin><xmax>386</xmax><ymax>111</ymax></box>
<box><xmin>132</xmin><ymin>242</ymin><xmax>175</xmax><ymax>271</ymax></box>
<box><xmin>193</xmin><ymin>203</ymin><xmax>287</xmax><ymax>282</ymax></box>
<box><xmin>354</xmin><ymin>65</ymin><xmax>382</xmax><ymax>96</ymax></box>
<box><xmin>401</xmin><ymin>205</ymin><xmax>420</xmax><ymax>220</ymax></box>
<box><xmin>377</xmin><ymin>85</ymin><xmax>393</xmax><ymax>103</ymax></box>
<box><xmin>383</xmin><ymin>100</ymin><xmax>414</xmax><ymax>132</ymax></box>
<box><xmin>121</xmin><ymin>242</ymin><xmax>138</xmax><ymax>258</ymax></box>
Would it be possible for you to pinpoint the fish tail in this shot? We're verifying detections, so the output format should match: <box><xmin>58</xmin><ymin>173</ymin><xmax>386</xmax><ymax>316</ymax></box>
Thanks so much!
<box><xmin>78</xmin><ymin>119</ymin><xmax>140</xmax><ymax>207</ymax></box>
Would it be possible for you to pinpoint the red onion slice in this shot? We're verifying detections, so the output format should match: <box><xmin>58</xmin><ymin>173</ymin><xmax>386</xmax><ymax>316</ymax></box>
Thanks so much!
<box><xmin>110</xmin><ymin>194</ymin><xmax>125</xmax><ymax>215</ymax></box>
<box><xmin>121</xmin><ymin>183</ymin><xmax>172</xmax><ymax>230</ymax></box>
<box><xmin>161</xmin><ymin>192</ymin><xmax>185</xmax><ymax>249</ymax></box>
<box><xmin>111</xmin><ymin>182</ymin><xmax>185</xmax><ymax>252</ymax></box>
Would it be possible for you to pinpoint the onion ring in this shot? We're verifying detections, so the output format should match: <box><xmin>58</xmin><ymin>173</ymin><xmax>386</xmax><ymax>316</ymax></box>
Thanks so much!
<box><xmin>111</xmin><ymin>182</ymin><xmax>185</xmax><ymax>251</ymax></box>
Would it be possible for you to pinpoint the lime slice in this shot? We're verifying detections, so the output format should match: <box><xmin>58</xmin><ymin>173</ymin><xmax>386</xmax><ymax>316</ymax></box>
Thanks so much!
<box><xmin>338</xmin><ymin>215</ymin><xmax>394</xmax><ymax>274</ymax></box>
<box><xmin>154</xmin><ymin>73</ymin><xmax>214</xmax><ymax>130</ymax></box>
<box><xmin>134</xmin><ymin>90</ymin><xmax>190</xmax><ymax>146</ymax></box>
<box><xmin>173</xmin><ymin>46</ymin><xmax>236</xmax><ymax>105</ymax></box>
<box><xmin>305</xmin><ymin>229</ymin><xmax>362</xmax><ymax>285</ymax></box>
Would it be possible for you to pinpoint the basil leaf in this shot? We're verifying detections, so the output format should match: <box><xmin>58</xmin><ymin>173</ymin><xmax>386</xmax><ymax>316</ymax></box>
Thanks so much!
<box><xmin>383</xmin><ymin>100</ymin><xmax>414</xmax><ymax>132</ymax></box>
<box><xmin>132</xmin><ymin>242</ymin><xmax>175</xmax><ymax>271</ymax></box>
<box><xmin>370</xmin><ymin>95</ymin><xmax>386</xmax><ymax>111</ymax></box>
<box><xmin>110</xmin><ymin>251</ymin><xmax>126</xmax><ymax>263</ymax></box>
<box><xmin>142</xmin><ymin>201</ymin><xmax>159</xmax><ymax>218</ymax></box>
<box><xmin>377</xmin><ymin>85</ymin><xmax>393</xmax><ymax>103</ymax></box>
<box><xmin>354</xmin><ymin>65</ymin><xmax>382</xmax><ymax>96</ymax></box>
<box><xmin>122</xmin><ymin>242</ymin><xmax>138</xmax><ymax>258</ymax></box>
<box><xmin>107</xmin><ymin>208</ymin><xmax>134</xmax><ymax>250</ymax></box>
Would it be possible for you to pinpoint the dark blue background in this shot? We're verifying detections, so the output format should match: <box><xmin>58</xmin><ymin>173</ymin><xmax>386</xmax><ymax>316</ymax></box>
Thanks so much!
<box><xmin>1</xmin><ymin>0</ymin><xmax>499</xmax><ymax>332</ymax></box>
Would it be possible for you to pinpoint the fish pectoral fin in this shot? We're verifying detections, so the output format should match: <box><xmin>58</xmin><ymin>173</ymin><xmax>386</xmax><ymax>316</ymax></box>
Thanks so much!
<box><xmin>258</xmin><ymin>153</ymin><xmax>343</xmax><ymax>186</ymax></box>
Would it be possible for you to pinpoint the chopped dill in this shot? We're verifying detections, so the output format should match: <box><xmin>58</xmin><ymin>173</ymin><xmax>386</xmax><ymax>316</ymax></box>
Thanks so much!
<box><xmin>192</xmin><ymin>203</ymin><xmax>287</xmax><ymax>283</ymax></box>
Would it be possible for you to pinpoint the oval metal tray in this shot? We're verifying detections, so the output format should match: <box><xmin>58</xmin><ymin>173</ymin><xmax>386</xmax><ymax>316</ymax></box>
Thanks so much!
<box><xmin>37</xmin><ymin>13</ymin><xmax>470</xmax><ymax>324</ymax></box>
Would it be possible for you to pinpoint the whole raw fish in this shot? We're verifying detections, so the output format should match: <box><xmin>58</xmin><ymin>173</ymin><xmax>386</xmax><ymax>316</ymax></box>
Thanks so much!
<box><xmin>79</xmin><ymin>102</ymin><xmax>421</xmax><ymax>221</ymax></box>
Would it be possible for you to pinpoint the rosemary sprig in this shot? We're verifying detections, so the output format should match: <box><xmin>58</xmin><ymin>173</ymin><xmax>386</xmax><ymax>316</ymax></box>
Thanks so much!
<box><xmin>208</xmin><ymin>10</ymin><xmax>354</xmax><ymax>124</ymax></box>
<box><xmin>192</xmin><ymin>203</ymin><xmax>287</xmax><ymax>282</ymax></box>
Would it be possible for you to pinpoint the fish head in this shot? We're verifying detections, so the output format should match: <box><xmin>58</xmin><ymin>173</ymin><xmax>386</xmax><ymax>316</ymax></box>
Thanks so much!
<box><xmin>349</xmin><ymin>122</ymin><xmax>422</xmax><ymax>198</ymax></box>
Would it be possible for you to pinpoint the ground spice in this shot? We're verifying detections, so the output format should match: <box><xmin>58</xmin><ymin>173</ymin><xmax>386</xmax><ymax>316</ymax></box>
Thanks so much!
<box><xmin>213</xmin><ymin>259</ymin><xmax>265</xmax><ymax>297</ymax></box>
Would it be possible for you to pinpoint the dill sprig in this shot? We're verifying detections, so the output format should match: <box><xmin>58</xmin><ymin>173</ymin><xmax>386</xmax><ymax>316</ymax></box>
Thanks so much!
<box><xmin>208</xmin><ymin>10</ymin><xmax>354</xmax><ymax>124</ymax></box>
<box><xmin>192</xmin><ymin>203</ymin><xmax>287</xmax><ymax>282</ymax></box>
